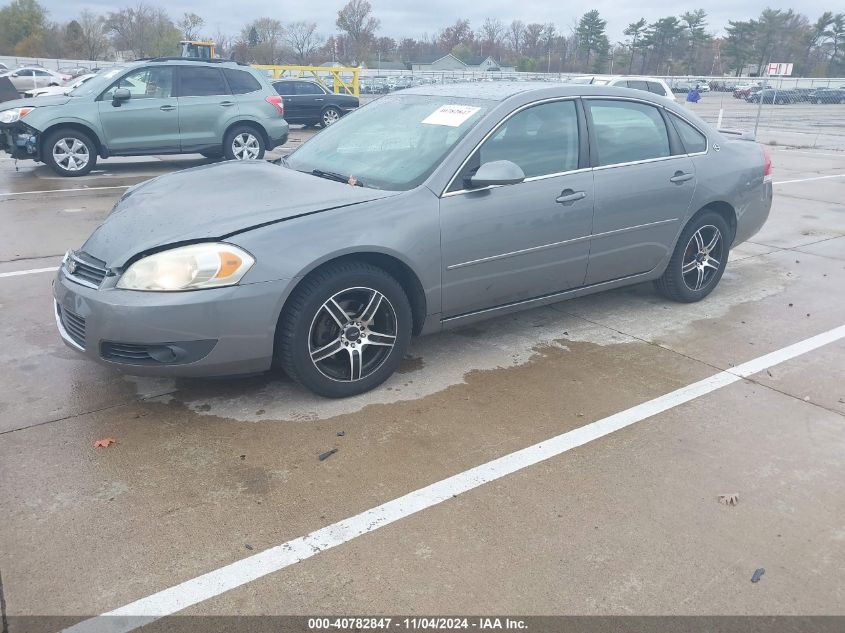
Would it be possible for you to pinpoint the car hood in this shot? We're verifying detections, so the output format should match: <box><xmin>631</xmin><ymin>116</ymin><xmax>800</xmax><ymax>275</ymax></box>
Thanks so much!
<box><xmin>0</xmin><ymin>94</ymin><xmax>72</xmax><ymax>109</ymax></box>
<box><xmin>82</xmin><ymin>160</ymin><xmax>401</xmax><ymax>268</ymax></box>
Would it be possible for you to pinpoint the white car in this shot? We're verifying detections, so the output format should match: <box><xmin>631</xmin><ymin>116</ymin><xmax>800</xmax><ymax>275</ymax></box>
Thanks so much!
<box><xmin>567</xmin><ymin>75</ymin><xmax>677</xmax><ymax>101</ymax></box>
<box><xmin>1</xmin><ymin>67</ymin><xmax>70</xmax><ymax>93</ymax></box>
<box><xmin>24</xmin><ymin>73</ymin><xmax>97</xmax><ymax>98</ymax></box>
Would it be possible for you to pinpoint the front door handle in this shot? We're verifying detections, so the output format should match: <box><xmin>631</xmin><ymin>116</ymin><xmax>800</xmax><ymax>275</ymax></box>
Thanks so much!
<box><xmin>220</xmin><ymin>101</ymin><xmax>235</xmax><ymax>107</ymax></box>
<box><xmin>670</xmin><ymin>171</ymin><xmax>694</xmax><ymax>183</ymax></box>
<box><xmin>159</xmin><ymin>105</ymin><xmax>176</xmax><ymax>112</ymax></box>
<box><xmin>314</xmin><ymin>98</ymin><xmax>324</xmax><ymax>102</ymax></box>
<box><xmin>556</xmin><ymin>189</ymin><xmax>587</xmax><ymax>204</ymax></box>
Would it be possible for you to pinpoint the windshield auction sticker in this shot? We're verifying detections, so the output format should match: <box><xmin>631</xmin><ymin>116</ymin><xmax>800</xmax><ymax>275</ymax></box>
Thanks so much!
<box><xmin>422</xmin><ymin>105</ymin><xmax>481</xmax><ymax>127</ymax></box>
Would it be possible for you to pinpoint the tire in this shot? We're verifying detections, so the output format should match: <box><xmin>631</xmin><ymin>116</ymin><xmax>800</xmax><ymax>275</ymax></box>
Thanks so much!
<box><xmin>223</xmin><ymin>125</ymin><xmax>265</xmax><ymax>161</ymax></box>
<box><xmin>43</xmin><ymin>128</ymin><xmax>97</xmax><ymax>177</ymax></box>
<box><xmin>320</xmin><ymin>106</ymin><xmax>342</xmax><ymax>127</ymax></box>
<box><xmin>655</xmin><ymin>211</ymin><xmax>731</xmax><ymax>303</ymax></box>
<box><xmin>276</xmin><ymin>261</ymin><xmax>412</xmax><ymax>398</ymax></box>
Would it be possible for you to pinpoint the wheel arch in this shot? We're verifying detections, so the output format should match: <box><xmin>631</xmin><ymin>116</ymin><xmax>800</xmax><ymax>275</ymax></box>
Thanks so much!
<box><xmin>692</xmin><ymin>201</ymin><xmax>738</xmax><ymax>244</ymax></box>
<box><xmin>38</xmin><ymin>122</ymin><xmax>103</xmax><ymax>158</ymax></box>
<box><xmin>223</xmin><ymin>120</ymin><xmax>270</xmax><ymax>149</ymax></box>
<box><xmin>278</xmin><ymin>251</ymin><xmax>428</xmax><ymax>337</ymax></box>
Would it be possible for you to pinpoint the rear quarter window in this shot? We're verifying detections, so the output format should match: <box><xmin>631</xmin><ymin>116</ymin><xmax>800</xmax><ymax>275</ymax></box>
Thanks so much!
<box><xmin>669</xmin><ymin>113</ymin><xmax>707</xmax><ymax>153</ymax></box>
<box><xmin>647</xmin><ymin>81</ymin><xmax>669</xmax><ymax>97</ymax></box>
<box><xmin>224</xmin><ymin>69</ymin><xmax>261</xmax><ymax>94</ymax></box>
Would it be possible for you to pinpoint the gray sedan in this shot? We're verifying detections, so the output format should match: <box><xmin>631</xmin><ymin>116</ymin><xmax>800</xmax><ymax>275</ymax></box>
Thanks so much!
<box><xmin>54</xmin><ymin>83</ymin><xmax>773</xmax><ymax>397</ymax></box>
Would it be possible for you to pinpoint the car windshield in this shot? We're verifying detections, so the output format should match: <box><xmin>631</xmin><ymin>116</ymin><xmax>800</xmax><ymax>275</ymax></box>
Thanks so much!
<box><xmin>285</xmin><ymin>94</ymin><xmax>492</xmax><ymax>191</ymax></box>
<box><xmin>69</xmin><ymin>66</ymin><xmax>127</xmax><ymax>97</ymax></box>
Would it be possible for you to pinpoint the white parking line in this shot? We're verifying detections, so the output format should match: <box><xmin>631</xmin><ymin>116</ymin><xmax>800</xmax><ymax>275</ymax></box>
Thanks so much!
<box><xmin>0</xmin><ymin>185</ymin><xmax>129</xmax><ymax>197</ymax></box>
<box><xmin>61</xmin><ymin>323</ymin><xmax>845</xmax><ymax>633</ymax></box>
<box><xmin>0</xmin><ymin>266</ymin><xmax>58</xmax><ymax>278</ymax></box>
<box><xmin>774</xmin><ymin>174</ymin><xmax>845</xmax><ymax>185</ymax></box>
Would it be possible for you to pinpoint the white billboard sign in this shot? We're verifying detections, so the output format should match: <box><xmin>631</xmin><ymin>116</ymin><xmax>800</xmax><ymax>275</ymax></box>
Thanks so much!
<box><xmin>768</xmin><ymin>62</ymin><xmax>794</xmax><ymax>76</ymax></box>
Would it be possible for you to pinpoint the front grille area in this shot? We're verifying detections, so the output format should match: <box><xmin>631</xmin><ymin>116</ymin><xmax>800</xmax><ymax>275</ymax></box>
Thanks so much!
<box><xmin>66</xmin><ymin>251</ymin><xmax>108</xmax><ymax>288</ymax></box>
<box><xmin>58</xmin><ymin>306</ymin><xmax>86</xmax><ymax>348</ymax></box>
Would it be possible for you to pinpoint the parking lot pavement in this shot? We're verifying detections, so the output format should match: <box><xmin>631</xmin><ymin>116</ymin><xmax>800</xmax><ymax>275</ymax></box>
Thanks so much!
<box><xmin>0</xmin><ymin>145</ymin><xmax>844</xmax><ymax>628</ymax></box>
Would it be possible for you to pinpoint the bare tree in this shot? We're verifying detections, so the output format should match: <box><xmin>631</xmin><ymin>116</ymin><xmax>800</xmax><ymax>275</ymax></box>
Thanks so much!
<box><xmin>241</xmin><ymin>17</ymin><xmax>285</xmax><ymax>64</ymax></box>
<box><xmin>286</xmin><ymin>21</ymin><xmax>323</xmax><ymax>64</ymax></box>
<box><xmin>336</xmin><ymin>0</ymin><xmax>380</xmax><ymax>64</ymax></box>
<box><xmin>78</xmin><ymin>9</ymin><xmax>109</xmax><ymax>60</ymax></box>
<box><xmin>106</xmin><ymin>4</ymin><xmax>181</xmax><ymax>59</ymax></box>
<box><xmin>479</xmin><ymin>17</ymin><xmax>505</xmax><ymax>57</ymax></box>
<box><xmin>507</xmin><ymin>20</ymin><xmax>525</xmax><ymax>55</ymax></box>
<box><xmin>177</xmin><ymin>12</ymin><xmax>205</xmax><ymax>40</ymax></box>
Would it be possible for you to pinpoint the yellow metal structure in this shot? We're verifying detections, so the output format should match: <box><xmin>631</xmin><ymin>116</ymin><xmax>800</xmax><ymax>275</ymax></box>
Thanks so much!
<box><xmin>252</xmin><ymin>65</ymin><xmax>360</xmax><ymax>97</ymax></box>
<box><xmin>180</xmin><ymin>40</ymin><xmax>217</xmax><ymax>59</ymax></box>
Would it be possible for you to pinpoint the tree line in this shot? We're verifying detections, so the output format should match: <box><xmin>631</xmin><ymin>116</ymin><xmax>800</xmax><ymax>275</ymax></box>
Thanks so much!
<box><xmin>0</xmin><ymin>0</ymin><xmax>843</xmax><ymax>77</ymax></box>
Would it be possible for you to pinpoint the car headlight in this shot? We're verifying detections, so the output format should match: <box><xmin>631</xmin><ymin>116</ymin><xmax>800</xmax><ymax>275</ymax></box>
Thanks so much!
<box><xmin>116</xmin><ymin>243</ymin><xmax>255</xmax><ymax>291</ymax></box>
<box><xmin>0</xmin><ymin>107</ymin><xmax>35</xmax><ymax>124</ymax></box>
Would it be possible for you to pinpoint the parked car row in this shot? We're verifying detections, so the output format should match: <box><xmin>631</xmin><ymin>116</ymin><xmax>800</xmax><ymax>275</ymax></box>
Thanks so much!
<box><xmin>0</xmin><ymin>66</ymin><xmax>70</xmax><ymax>92</ymax></box>
<box><xmin>742</xmin><ymin>86</ymin><xmax>845</xmax><ymax>104</ymax></box>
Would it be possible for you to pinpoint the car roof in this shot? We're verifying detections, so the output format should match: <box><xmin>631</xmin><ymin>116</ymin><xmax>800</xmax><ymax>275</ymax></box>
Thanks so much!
<box><xmin>400</xmin><ymin>81</ymin><xmax>672</xmax><ymax>104</ymax></box>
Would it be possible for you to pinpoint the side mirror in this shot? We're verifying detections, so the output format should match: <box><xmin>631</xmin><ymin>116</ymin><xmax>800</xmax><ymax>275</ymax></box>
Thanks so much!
<box><xmin>469</xmin><ymin>160</ymin><xmax>526</xmax><ymax>188</ymax></box>
<box><xmin>112</xmin><ymin>88</ymin><xmax>131</xmax><ymax>106</ymax></box>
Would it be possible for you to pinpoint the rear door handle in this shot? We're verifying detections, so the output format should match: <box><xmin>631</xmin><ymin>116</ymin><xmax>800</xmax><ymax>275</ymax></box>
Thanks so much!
<box><xmin>314</xmin><ymin>98</ymin><xmax>324</xmax><ymax>102</ymax></box>
<box><xmin>220</xmin><ymin>101</ymin><xmax>235</xmax><ymax>107</ymax></box>
<box><xmin>556</xmin><ymin>189</ymin><xmax>587</xmax><ymax>204</ymax></box>
<box><xmin>159</xmin><ymin>105</ymin><xmax>175</xmax><ymax>112</ymax></box>
<box><xmin>670</xmin><ymin>171</ymin><xmax>694</xmax><ymax>183</ymax></box>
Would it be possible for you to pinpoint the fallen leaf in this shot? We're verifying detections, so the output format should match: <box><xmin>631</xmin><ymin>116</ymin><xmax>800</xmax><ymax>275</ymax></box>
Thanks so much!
<box><xmin>93</xmin><ymin>438</ymin><xmax>116</xmax><ymax>448</ymax></box>
<box><xmin>718</xmin><ymin>493</ymin><xmax>739</xmax><ymax>506</ymax></box>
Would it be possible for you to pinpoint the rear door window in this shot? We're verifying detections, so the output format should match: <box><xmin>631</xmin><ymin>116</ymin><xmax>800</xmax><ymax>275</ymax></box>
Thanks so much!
<box><xmin>587</xmin><ymin>99</ymin><xmax>670</xmax><ymax>166</ymax></box>
<box><xmin>668</xmin><ymin>113</ymin><xmax>707</xmax><ymax>153</ymax></box>
<box><xmin>178</xmin><ymin>67</ymin><xmax>229</xmax><ymax>97</ymax></box>
<box><xmin>646</xmin><ymin>81</ymin><xmax>669</xmax><ymax>97</ymax></box>
<box><xmin>626</xmin><ymin>80</ymin><xmax>649</xmax><ymax>92</ymax></box>
<box><xmin>224</xmin><ymin>69</ymin><xmax>261</xmax><ymax>94</ymax></box>
<box><xmin>274</xmin><ymin>81</ymin><xmax>295</xmax><ymax>96</ymax></box>
<box><xmin>295</xmin><ymin>81</ymin><xmax>325</xmax><ymax>95</ymax></box>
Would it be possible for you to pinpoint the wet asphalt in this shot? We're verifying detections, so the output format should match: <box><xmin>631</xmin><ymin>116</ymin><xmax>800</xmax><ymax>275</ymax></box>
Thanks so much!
<box><xmin>0</xmin><ymin>133</ymin><xmax>844</xmax><ymax>628</ymax></box>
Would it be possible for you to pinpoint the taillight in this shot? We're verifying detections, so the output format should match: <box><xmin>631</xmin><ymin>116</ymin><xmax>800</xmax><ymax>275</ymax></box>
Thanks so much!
<box><xmin>265</xmin><ymin>95</ymin><xmax>284</xmax><ymax>116</ymax></box>
<box><xmin>762</xmin><ymin>146</ymin><xmax>772</xmax><ymax>179</ymax></box>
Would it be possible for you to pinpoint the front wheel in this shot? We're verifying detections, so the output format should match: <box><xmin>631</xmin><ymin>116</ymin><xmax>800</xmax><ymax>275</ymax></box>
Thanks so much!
<box><xmin>276</xmin><ymin>261</ymin><xmax>412</xmax><ymax>398</ymax></box>
<box><xmin>223</xmin><ymin>125</ymin><xmax>265</xmax><ymax>161</ymax></box>
<box><xmin>321</xmin><ymin>106</ymin><xmax>342</xmax><ymax>127</ymax></box>
<box><xmin>655</xmin><ymin>211</ymin><xmax>730</xmax><ymax>303</ymax></box>
<box><xmin>43</xmin><ymin>128</ymin><xmax>97</xmax><ymax>177</ymax></box>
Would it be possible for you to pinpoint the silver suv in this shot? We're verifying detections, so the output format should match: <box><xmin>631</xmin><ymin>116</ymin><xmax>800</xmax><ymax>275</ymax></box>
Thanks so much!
<box><xmin>0</xmin><ymin>58</ymin><xmax>289</xmax><ymax>176</ymax></box>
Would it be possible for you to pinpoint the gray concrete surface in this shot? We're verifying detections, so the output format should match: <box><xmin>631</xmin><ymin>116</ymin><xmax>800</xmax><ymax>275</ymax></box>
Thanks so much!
<box><xmin>0</xmin><ymin>136</ymin><xmax>844</xmax><ymax>629</ymax></box>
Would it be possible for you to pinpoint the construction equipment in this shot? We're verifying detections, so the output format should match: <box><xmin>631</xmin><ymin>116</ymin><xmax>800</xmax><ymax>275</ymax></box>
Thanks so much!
<box><xmin>179</xmin><ymin>40</ymin><xmax>217</xmax><ymax>59</ymax></box>
<box><xmin>252</xmin><ymin>65</ymin><xmax>359</xmax><ymax>97</ymax></box>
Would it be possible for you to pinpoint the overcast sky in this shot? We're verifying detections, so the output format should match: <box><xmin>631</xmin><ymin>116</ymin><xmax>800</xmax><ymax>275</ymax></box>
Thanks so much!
<box><xmin>41</xmin><ymin>0</ymin><xmax>826</xmax><ymax>43</ymax></box>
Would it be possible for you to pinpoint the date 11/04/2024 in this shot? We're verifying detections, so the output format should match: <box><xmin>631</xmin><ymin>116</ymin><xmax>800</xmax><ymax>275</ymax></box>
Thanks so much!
<box><xmin>308</xmin><ymin>617</ymin><xmax>528</xmax><ymax>630</ymax></box>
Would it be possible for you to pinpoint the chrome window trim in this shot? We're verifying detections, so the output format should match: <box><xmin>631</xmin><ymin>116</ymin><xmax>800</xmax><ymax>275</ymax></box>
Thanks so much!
<box><xmin>447</xmin><ymin>218</ymin><xmax>678</xmax><ymax>271</ymax></box>
<box><xmin>443</xmin><ymin>167</ymin><xmax>593</xmax><ymax>198</ymax></box>
<box><xmin>583</xmin><ymin>95</ymin><xmax>710</xmax><ymax>159</ymax></box>
<box><xmin>441</xmin><ymin>96</ymin><xmax>581</xmax><ymax>197</ymax></box>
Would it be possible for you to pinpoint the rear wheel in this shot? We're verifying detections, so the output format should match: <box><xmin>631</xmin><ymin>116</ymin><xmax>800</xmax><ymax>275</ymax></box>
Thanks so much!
<box><xmin>223</xmin><ymin>125</ymin><xmax>265</xmax><ymax>161</ymax></box>
<box><xmin>321</xmin><ymin>106</ymin><xmax>342</xmax><ymax>127</ymax></box>
<box><xmin>43</xmin><ymin>128</ymin><xmax>97</xmax><ymax>177</ymax></box>
<box><xmin>655</xmin><ymin>211</ymin><xmax>730</xmax><ymax>303</ymax></box>
<box><xmin>276</xmin><ymin>261</ymin><xmax>412</xmax><ymax>398</ymax></box>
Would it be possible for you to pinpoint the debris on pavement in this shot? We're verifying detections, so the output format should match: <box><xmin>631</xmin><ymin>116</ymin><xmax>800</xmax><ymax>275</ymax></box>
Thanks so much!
<box><xmin>93</xmin><ymin>438</ymin><xmax>116</xmax><ymax>448</ymax></box>
<box><xmin>337</xmin><ymin>431</ymin><xmax>346</xmax><ymax>437</ymax></box>
<box><xmin>719</xmin><ymin>493</ymin><xmax>740</xmax><ymax>506</ymax></box>
<box><xmin>319</xmin><ymin>448</ymin><xmax>338</xmax><ymax>461</ymax></box>
<box><xmin>244</xmin><ymin>544</ymin><xmax>254</xmax><ymax>550</ymax></box>
<box><xmin>751</xmin><ymin>568</ymin><xmax>765</xmax><ymax>583</ymax></box>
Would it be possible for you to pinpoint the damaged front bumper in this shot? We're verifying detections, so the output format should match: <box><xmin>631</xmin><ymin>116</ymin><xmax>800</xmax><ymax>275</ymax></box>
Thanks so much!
<box><xmin>0</xmin><ymin>123</ymin><xmax>39</xmax><ymax>160</ymax></box>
